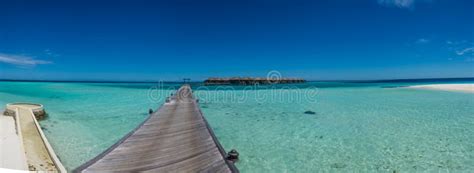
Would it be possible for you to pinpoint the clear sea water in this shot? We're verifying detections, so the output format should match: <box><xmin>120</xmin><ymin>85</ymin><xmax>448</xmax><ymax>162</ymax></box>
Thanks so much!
<box><xmin>0</xmin><ymin>79</ymin><xmax>473</xmax><ymax>172</ymax></box>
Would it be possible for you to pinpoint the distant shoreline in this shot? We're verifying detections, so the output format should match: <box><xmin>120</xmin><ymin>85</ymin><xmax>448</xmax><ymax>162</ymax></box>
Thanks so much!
<box><xmin>1</xmin><ymin>77</ymin><xmax>473</xmax><ymax>84</ymax></box>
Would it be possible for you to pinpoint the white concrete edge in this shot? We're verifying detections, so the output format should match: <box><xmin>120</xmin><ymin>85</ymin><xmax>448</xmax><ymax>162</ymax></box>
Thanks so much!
<box><xmin>26</xmin><ymin>108</ymin><xmax>67</xmax><ymax>173</ymax></box>
<box><xmin>0</xmin><ymin>168</ymin><xmax>30</xmax><ymax>173</ymax></box>
<box><xmin>6</xmin><ymin>103</ymin><xmax>44</xmax><ymax>112</ymax></box>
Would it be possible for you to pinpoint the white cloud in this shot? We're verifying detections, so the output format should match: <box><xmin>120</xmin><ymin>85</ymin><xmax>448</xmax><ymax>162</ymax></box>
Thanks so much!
<box><xmin>0</xmin><ymin>53</ymin><xmax>52</xmax><ymax>67</ymax></box>
<box><xmin>445</xmin><ymin>40</ymin><xmax>473</xmax><ymax>60</ymax></box>
<box><xmin>44</xmin><ymin>49</ymin><xmax>60</xmax><ymax>57</ymax></box>
<box><xmin>378</xmin><ymin>0</ymin><xmax>415</xmax><ymax>8</ymax></box>
<box><xmin>456</xmin><ymin>47</ymin><xmax>474</xmax><ymax>56</ymax></box>
<box><xmin>416</xmin><ymin>38</ymin><xmax>430</xmax><ymax>44</ymax></box>
<box><xmin>377</xmin><ymin>0</ymin><xmax>431</xmax><ymax>9</ymax></box>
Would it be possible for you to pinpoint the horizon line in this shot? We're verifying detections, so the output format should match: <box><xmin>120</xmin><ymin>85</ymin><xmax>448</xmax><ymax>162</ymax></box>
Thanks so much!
<box><xmin>1</xmin><ymin>77</ymin><xmax>473</xmax><ymax>84</ymax></box>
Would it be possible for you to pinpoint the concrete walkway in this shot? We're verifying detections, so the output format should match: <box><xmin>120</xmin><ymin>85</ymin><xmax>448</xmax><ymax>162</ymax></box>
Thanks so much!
<box><xmin>1</xmin><ymin>103</ymin><xmax>65</xmax><ymax>172</ymax></box>
<box><xmin>0</xmin><ymin>112</ymin><xmax>28</xmax><ymax>170</ymax></box>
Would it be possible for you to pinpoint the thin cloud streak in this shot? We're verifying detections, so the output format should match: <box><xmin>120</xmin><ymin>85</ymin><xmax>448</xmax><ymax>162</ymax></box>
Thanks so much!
<box><xmin>378</xmin><ymin>0</ymin><xmax>415</xmax><ymax>8</ymax></box>
<box><xmin>377</xmin><ymin>0</ymin><xmax>431</xmax><ymax>9</ymax></box>
<box><xmin>416</xmin><ymin>38</ymin><xmax>430</xmax><ymax>44</ymax></box>
<box><xmin>0</xmin><ymin>53</ymin><xmax>52</xmax><ymax>67</ymax></box>
<box><xmin>456</xmin><ymin>47</ymin><xmax>474</xmax><ymax>56</ymax></box>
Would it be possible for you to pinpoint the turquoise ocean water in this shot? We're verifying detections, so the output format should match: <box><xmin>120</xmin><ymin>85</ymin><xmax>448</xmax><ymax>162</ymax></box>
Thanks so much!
<box><xmin>0</xmin><ymin>80</ymin><xmax>473</xmax><ymax>172</ymax></box>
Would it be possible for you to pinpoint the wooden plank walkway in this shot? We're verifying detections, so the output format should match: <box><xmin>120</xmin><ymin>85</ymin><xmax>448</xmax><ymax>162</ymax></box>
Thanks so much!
<box><xmin>75</xmin><ymin>85</ymin><xmax>238</xmax><ymax>172</ymax></box>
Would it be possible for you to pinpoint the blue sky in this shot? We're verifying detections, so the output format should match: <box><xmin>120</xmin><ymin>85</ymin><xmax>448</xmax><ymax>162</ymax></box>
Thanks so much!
<box><xmin>0</xmin><ymin>0</ymin><xmax>473</xmax><ymax>81</ymax></box>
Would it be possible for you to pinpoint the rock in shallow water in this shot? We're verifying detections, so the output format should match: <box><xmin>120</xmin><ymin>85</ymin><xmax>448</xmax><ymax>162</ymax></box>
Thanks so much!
<box><xmin>331</xmin><ymin>163</ymin><xmax>347</xmax><ymax>168</ymax></box>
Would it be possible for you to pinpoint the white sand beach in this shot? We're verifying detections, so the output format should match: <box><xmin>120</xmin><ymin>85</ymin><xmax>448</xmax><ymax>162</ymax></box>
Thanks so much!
<box><xmin>407</xmin><ymin>84</ymin><xmax>474</xmax><ymax>93</ymax></box>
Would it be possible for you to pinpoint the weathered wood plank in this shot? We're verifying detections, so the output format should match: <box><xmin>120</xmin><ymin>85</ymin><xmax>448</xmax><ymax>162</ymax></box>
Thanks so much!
<box><xmin>74</xmin><ymin>85</ymin><xmax>238</xmax><ymax>173</ymax></box>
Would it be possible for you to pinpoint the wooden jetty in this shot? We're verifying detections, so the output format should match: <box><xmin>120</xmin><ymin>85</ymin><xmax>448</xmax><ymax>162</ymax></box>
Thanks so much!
<box><xmin>75</xmin><ymin>85</ymin><xmax>238</xmax><ymax>172</ymax></box>
<box><xmin>204</xmin><ymin>77</ymin><xmax>306</xmax><ymax>85</ymax></box>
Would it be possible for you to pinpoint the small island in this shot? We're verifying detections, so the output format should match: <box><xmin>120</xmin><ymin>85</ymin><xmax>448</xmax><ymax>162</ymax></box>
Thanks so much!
<box><xmin>204</xmin><ymin>77</ymin><xmax>306</xmax><ymax>85</ymax></box>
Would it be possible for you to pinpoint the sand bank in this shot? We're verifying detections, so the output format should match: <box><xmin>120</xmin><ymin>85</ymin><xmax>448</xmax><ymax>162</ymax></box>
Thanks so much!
<box><xmin>407</xmin><ymin>84</ymin><xmax>474</xmax><ymax>93</ymax></box>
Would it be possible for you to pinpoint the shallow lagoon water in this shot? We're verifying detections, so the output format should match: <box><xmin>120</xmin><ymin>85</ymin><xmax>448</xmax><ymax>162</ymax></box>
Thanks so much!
<box><xmin>1</xmin><ymin>81</ymin><xmax>473</xmax><ymax>172</ymax></box>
